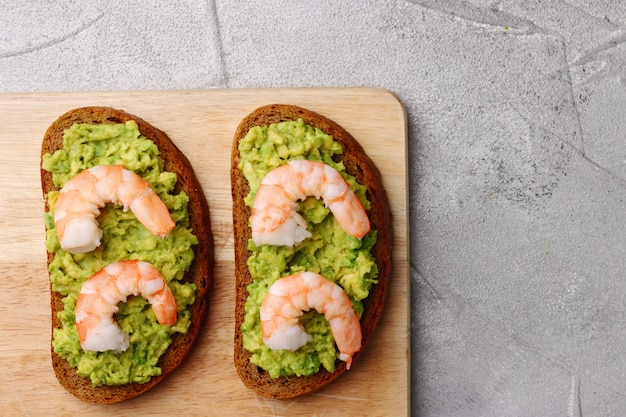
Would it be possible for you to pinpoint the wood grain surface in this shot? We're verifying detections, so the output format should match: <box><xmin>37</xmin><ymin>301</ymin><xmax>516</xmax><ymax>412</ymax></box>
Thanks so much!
<box><xmin>0</xmin><ymin>88</ymin><xmax>409</xmax><ymax>416</ymax></box>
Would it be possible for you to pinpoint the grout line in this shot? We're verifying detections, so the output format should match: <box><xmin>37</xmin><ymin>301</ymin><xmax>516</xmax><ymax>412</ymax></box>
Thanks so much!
<box><xmin>568</xmin><ymin>374</ymin><xmax>583</xmax><ymax>417</ymax></box>
<box><xmin>493</xmin><ymin>63</ymin><xmax>626</xmax><ymax>190</ymax></box>
<box><xmin>408</xmin><ymin>0</ymin><xmax>544</xmax><ymax>35</ymax></box>
<box><xmin>559</xmin><ymin>37</ymin><xmax>587</xmax><ymax>157</ymax></box>
<box><xmin>411</xmin><ymin>262</ymin><xmax>443</xmax><ymax>303</ymax></box>
<box><xmin>207</xmin><ymin>0</ymin><xmax>230</xmax><ymax>87</ymax></box>
<box><xmin>569</xmin><ymin>30</ymin><xmax>626</xmax><ymax>67</ymax></box>
<box><xmin>0</xmin><ymin>12</ymin><xmax>104</xmax><ymax>58</ymax></box>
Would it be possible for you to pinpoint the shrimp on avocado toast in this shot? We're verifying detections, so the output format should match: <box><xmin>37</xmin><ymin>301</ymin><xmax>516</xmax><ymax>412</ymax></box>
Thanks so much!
<box><xmin>251</xmin><ymin>159</ymin><xmax>370</xmax><ymax>247</ymax></box>
<box><xmin>231</xmin><ymin>104</ymin><xmax>392</xmax><ymax>399</ymax></box>
<box><xmin>54</xmin><ymin>165</ymin><xmax>175</xmax><ymax>254</ymax></box>
<box><xmin>260</xmin><ymin>271</ymin><xmax>362</xmax><ymax>370</ymax></box>
<box><xmin>41</xmin><ymin>106</ymin><xmax>213</xmax><ymax>404</ymax></box>
<box><xmin>75</xmin><ymin>260</ymin><xmax>177</xmax><ymax>353</ymax></box>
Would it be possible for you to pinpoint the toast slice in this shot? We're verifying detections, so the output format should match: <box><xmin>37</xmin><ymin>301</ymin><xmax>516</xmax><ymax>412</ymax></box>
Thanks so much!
<box><xmin>41</xmin><ymin>107</ymin><xmax>213</xmax><ymax>404</ymax></box>
<box><xmin>231</xmin><ymin>104</ymin><xmax>392</xmax><ymax>398</ymax></box>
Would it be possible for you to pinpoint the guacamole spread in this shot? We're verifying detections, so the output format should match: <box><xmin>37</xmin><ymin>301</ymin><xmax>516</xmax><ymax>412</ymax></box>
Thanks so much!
<box><xmin>238</xmin><ymin>118</ymin><xmax>378</xmax><ymax>378</ymax></box>
<box><xmin>42</xmin><ymin>121</ymin><xmax>198</xmax><ymax>386</ymax></box>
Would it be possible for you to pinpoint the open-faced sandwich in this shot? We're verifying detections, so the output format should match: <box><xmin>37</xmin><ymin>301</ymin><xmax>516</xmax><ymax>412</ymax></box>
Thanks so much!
<box><xmin>40</xmin><ymin>107</ymin><xmax>213</xmax><ymax>404</ymax></box>
<box><xmin>231</xmin><ymin>104</ymin><xmax>392</xmax><ymax>398</ymax></box>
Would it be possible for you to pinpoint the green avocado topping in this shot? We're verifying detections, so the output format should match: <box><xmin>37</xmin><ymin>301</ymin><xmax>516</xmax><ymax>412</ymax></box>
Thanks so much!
<box><xmin>238</xmin><ymin>119</ymin><xmax>378</xmax><ymax>378</ymax></box>
<box><xmin>42</xmin><ymin>121</ymin><xmax>197</xmax><ymax>386</ymax></box>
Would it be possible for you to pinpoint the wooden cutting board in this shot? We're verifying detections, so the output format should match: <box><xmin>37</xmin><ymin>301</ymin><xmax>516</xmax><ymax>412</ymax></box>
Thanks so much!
<box><xmin>0</xmin><ymin>88</ymin><xmax>409</xmax><ymax>416</ymax></box>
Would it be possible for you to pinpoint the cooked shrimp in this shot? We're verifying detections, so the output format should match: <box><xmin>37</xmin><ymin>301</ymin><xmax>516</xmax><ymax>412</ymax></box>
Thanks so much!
<box><xmin>54</xmin><ymin>165</ymin><xmax>175</xmax><ymax>253</ymax></box>
<box><xmin>251</xmin><ymin>160</ymin><xmax>370</xmax><ymax>247</ymax></box>
<box><xmin>260</xmin><ymin>271</ymin><xmax>362</xmax><ymax>369</ymax></box>
<box><xmin>74</xmin><ymin>260</ymin><xmax>177</xmax><ymax>352</ymax></box>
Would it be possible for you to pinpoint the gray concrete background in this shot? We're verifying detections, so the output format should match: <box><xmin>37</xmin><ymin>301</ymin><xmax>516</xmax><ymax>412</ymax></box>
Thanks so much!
<box><xmin>2</xmin><ymin>1</ymin><xmax>625</xmax><ymax>415</ymax></box>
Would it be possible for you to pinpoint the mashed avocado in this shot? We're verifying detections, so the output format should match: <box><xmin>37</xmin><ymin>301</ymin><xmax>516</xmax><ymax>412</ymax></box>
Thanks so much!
<box><xmin>238</xmin><ymin>119</ymin><xmax>378</xmax><ymax>378</ymax></box>
<box><xmin>42</xmin><ymin>121</ymin><xmax>198</xmax><ymax>386</ymax></box>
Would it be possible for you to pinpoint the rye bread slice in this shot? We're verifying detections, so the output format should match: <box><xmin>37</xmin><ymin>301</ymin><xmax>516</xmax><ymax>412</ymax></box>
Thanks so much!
<box><xmin>41</xmin><ymin>107</ymin><xmax>213</xmax><ymax>404</ymax></box>
<box><xmin>231</xmin><ymin>104</ymin><xmax>392</xmax><ymax>399</ymax></box>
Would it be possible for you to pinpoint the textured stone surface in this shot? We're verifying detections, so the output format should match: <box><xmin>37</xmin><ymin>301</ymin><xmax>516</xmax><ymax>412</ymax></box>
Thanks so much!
<box><xmin>2</xmin><ymin>1</ymin><xmax>625</xmax><ymax>415</ymax></box>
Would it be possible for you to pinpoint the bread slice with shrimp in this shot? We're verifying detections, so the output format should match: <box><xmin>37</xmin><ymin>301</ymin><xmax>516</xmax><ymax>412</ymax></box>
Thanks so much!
<box><xmin>231</xmin><ymin>104</ymin><xmax>392</xmax><ymax>399</ymax></box>
<box><xmin>40</xmin><ymin>107</ymin><xmax>213</xmax><ymax>404</ymax></box>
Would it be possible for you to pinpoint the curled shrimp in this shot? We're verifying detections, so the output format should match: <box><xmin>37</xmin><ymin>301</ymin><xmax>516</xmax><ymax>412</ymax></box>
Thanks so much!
<box><xmin>260</xmin><ymin>271</ymin><xmax>362</xmax><ymax>369</ymax></box>
<box><xmin>74</xmin><ymin>260</ymin><xmax>177</xmax><ymax>352</ymax></box>
<box><xmin>251</xmin><ymin>160</ymin><xmax>370</xmax><ymax>247</ymax></box>
<box><xmin>54</xmin><ymin>165</ymin><xmax>175</xmax><ymax>254</ymax></box>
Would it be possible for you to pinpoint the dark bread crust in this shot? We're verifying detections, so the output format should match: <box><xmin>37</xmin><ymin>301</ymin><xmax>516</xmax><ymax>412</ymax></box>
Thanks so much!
<box><xmin>41</xmin><ymin>107</ymin><xmax>213</xmax><ymax>404</ymax></box>
<box><xmin>231</xmin><ymin>104</ymin><xmax>392</xmax><ymax>399</ymax></box>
